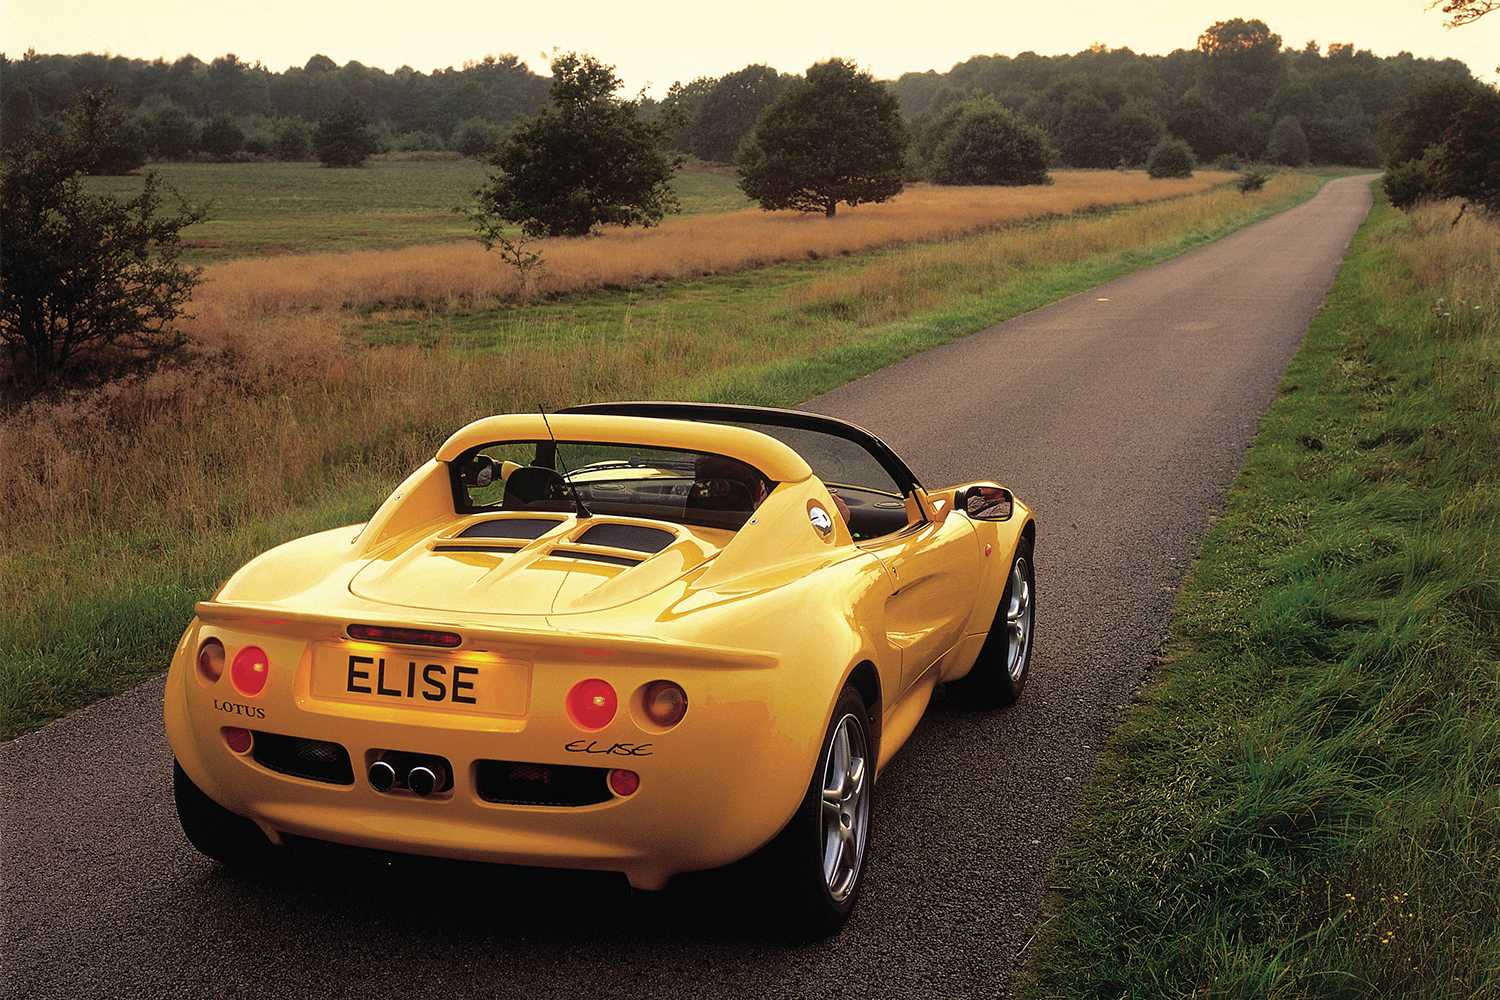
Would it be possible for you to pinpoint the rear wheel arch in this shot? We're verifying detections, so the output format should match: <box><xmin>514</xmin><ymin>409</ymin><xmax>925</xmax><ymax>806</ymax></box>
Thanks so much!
<box><xmin>843</xmin><ymin>660</ymin><xmax>882</xmax><ymax>748</ymax></box>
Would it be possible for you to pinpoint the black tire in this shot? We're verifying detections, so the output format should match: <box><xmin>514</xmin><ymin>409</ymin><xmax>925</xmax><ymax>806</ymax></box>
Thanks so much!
<box><xmin>766</xmin><ymin>685</ymin><xmax>875</xmax><ymax>937</ymax></box>
<box><xmin>948</xmin><ymin>535</ymin><xmax>1035</xmax><ymax>707</ymax></box>
<box><xmin>173</xmin><ymin>759</ymin><xmax>275</xmax><ymax>865</ymax></box>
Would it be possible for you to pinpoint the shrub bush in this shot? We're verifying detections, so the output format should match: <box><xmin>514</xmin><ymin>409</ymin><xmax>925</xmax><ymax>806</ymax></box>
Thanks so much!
<box><xmin>1237</xmin><ymin>169</ymin><xmax>1269</xmax><ymax>194</ymax></box>
<box><xmin>1267</xmin><ymin>115</ymin><xmax>1310</xmax><ymax>166</ymax></box>
<box><xmin>930</xmin><ymin>99</ymin><xmax>1052</xmax><ymax>186</ymax></box>
<box><xmin>1147</xmin><ymin>138</ymin><xmax>1196</xmax><ymax>178</ymax></box>
<box><xmin>1382</xmin><ymin>155</ymin><xmax>1435</xmax><ymax>209</ymax></box>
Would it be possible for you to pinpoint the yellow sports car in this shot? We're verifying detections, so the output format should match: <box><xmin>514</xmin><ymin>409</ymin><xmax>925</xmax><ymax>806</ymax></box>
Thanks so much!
<box><xmin>165</xmin><ymin>402</ymin><xmax>1035</xmax><ymax>934</ymax></box>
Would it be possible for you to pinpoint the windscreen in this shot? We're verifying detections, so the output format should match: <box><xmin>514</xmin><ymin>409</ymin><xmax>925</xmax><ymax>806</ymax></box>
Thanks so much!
<box><xmin>453</xmin><ymin>440</ymin><xmax>776</xmax><ymax>531</ymax></box>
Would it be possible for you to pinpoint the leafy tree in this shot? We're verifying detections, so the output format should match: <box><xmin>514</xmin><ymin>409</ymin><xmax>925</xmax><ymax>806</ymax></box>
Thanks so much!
<box><xmin>1167</xmin><ymin>90</ymin><xmax>1234</xmax><ymax>162</ymax></box>
<box><xmin>470</xmin><ymin>52</ymin><xmax>684</xmax><ymax>238</ymax></box>
<box><xmin>1196</xmin><ymin>19</ymin><xmax>1286</xmax><ymax>114</ymax></box>
<box><xmin>1267</xmin><ymin>115</ymin><xmax>1310</xmax><ymax>165</ymax></box>
<box><xmin>1228</xmin><ymin>109</ymin><xmax>1273</xmax><ymax>161</ymax></box>
<box><xmin>689</xmin><ymin>64</ymin><xmax>785</xmax><ymax>163</ymax></box>
<box><xmin>1266</xmin><ymin>80</ymin><xmax>1325</xmax><ymax>122</ymax></box>
<box><xmin>272</xmin><ymin>117</ymin><xmax>312</xmax><ymax>160</ymax></box>
<box><xmin>91</xmin><ymin>117</ymin><xmax>148</xmax><ymax>174</ymax></box>
<box><xmin>452</xmin><ymin>116</ymin><xmax>502</xmax><ymax>157</ymax></box>
<box><xmin>657</xmin><ymin>76</ymin><xmax>714</xmax><ymax>152</ymax></box>
<box><xmin>151</xmin><ymin>106</ymin><xmax>198</xmax><ymax>159</ymax></box>
<box><xmin>1306</xmin><ymin>96</ymin><xmax>1381</xmax><ymax>166</ymax></box>
<box><xmin>1428</xmin><ymin>88</ymin><xmax>1500</xmax><ymax>212</ymax></box>
<box><xmin>929</xmin><ymin>97</ymin><xmax>1052</xmax><ymax>185</ymax></box>
<box><xmin>1</xmin><ymin>92</ymin><xmax>206</xmax><ymax>391</ymax></box>
<box><xmin>1376</xmin><ymin>76</ymin><xmax>1486</xmax><ymax>164</ymax></box>
<box><xmin>433</xmin><ymin>80</ymin><xmax>496</xmax><ymax>139</ymax></box>
<box><xmin>737</xmin><ymin>59</ymin><xmax>910</xmax><ymax>217</ymax></box>
<box><xmin>199</xmin><ymin>114</ymin><xmax>244</xmax><ymax>161</ymax></box>
<box><xmin>911</xmin><ymin>96</ymin><xmax>969</xmax><ymax>174</ymax></box>
<box><xmin>313</xmin><ymin>97</ymin><xmax>378</xmax><ymax>167</ymax></box>
<box><xmin>1106</xmin><ymin>99</ymin><xmax>1168</xmax><ymax>166</ymax></box>
<box><xmin>1146</xmin><ymin>137</ymin><xmax>1196</xmax><ymax>177</ymax></box>
<box><xmin>1050</xmin><ymin>91</ymin><xmax>1114</xmax><ymax>167</ymax></box>
<box><xmin>1</xmin><ymin>87</ymin><xmax>42</xmax><ymax>149</ymax></box>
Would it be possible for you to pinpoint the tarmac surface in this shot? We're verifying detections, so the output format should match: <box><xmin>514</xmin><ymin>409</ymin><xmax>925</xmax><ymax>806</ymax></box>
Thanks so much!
<box><xmin>1</xmin><ymin>175</ymin><xmax>1377</xmax><ymax>999</ymax></box>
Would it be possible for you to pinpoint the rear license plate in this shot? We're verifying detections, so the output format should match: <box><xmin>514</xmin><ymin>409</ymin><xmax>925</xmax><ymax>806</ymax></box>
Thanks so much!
<box><xmin>310</xmin><ymin>643</ymin><xmax>530</xmax><ymax>717</ymax></box>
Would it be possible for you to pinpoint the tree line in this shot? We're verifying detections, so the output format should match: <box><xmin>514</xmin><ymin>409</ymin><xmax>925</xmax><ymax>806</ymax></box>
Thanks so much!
<box><xmin>0</xmin><ymin>20</ymin><xmax>1481</xmax><ymax>172</ymax></box>
<box><xmin>0</xmin><ymin>49</ymin><xmax>553</xmax><ymax>162</ymax></box>
<box><xmin>893</xmin><ymin>22</ymin><xmax>1477</xmax><ymax>171</ymax></box>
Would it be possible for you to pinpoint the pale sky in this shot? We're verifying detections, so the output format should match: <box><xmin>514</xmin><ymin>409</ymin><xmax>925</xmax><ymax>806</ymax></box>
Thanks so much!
<box><xmin>2</xmin><ymin>0</ymin><xmax>1496</xmax><ymax>95</ymax></box>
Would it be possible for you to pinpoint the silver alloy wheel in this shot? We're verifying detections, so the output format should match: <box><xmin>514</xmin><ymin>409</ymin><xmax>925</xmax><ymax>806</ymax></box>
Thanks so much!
<box><xmin>819</xmin><ymin>712</ymin><xmax>870</xmax><ymax>903</ymax></box>
<box><xmin>1005</xmin><ymin>556</ymin><xmax>1034</xmax><ymax>683</ymax></box>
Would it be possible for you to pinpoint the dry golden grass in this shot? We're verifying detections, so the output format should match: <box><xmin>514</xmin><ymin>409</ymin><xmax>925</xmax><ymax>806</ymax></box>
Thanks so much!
<box><xmin>184</xmin><ymin>173</ymin><xmax>1234</xmax><ymax>347</ymax></box>
<box><xmin>1398</xmin><ymin>201</ymin><xmax>1500</xmax><ymax>308</ymax></box>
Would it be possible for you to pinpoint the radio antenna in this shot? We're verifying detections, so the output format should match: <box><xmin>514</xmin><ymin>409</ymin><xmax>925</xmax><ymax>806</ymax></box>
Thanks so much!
<box><xmin>540</xmin><ymin>408</ymin><xmax>592</xmax><ymax>519</ymax></box>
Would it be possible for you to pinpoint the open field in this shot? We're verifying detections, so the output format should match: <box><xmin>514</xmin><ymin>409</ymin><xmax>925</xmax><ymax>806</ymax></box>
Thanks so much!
<box><xmin>2</xmin><ymin>168</ymin><xmax>1310</xmax><ymax>739</ymax></box>
<box><xmin>80</xmin><ymin>160</ymin><xmax>754</xmax><ymax>263</ymax></box>
<box><xmin>82</xmin><ymin>158</ymin><xmax>488</xmax><ymax>262</ymax></box>
<box><xmin>1015</xmin><ymin>196</ymin><xmax>1500</xmax><ymax>997</ymax></box>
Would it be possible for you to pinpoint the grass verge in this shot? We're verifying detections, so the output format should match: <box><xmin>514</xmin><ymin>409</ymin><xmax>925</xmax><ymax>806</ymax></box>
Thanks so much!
<box><xmin>1</xmin><ymin>171</ymin><xmax>1325</xmax><ymax>740</ymax></box>
<box><xmin>1013</xmin><ymin>194</ymin><xmax>1499</xmax><ymax>997</ymax></box>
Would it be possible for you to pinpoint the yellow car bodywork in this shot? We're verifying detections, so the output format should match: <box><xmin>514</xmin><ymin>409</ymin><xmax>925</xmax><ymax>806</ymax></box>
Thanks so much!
<box><xmin>164</xmin><ymin>404</ymin><xmax>1034</xmax><ymax>909</ymax></box>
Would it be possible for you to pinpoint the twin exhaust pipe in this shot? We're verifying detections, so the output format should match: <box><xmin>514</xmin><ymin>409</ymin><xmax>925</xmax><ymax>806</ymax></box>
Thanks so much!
<box><xmin>368</xmin><ymin>756</ymin><xmax>449</xmax><ymax>797</ymax></box>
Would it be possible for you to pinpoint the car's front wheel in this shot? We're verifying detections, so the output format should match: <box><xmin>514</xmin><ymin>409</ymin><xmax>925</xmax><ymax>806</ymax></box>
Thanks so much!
<box><xmin>767</xmin><ymin>684</ymin><xmax>875</xmax><ymax>937</ymax></box>
<box><xmin>173</xmin><ymin>759</ymin><xmax>275</xmax><ymax>865</ymax></box>
<box><xmin>949</xmin><ymin>535</ymin><xmax>1034</xmax><ymax>706</ymax></box>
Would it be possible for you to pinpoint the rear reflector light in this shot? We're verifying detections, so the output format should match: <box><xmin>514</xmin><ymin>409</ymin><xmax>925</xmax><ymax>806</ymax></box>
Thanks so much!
<box><xmin>197</xmin><ymin>638</ymin><xmax>226</xmax><ymax>684</ymax></box>
<box><xmin>608</xmin><ymin>769</ymin><xmax>639</xmax><ymax>797</ymax></box>
<box><xmin>566</xmin><ymin>678</ymin><xmax>617</xmax><ymax>731</ymax></box>
<box><xmin>222</xmin><ymin>727</ymin><xmax>253</xmax><ymax>754</ymax></box>
<box><xmin>348</xmin><ymin>624</ymin><xmax>462</xmax><ymax>648</ymax></box>
<box><xmin>231</xmin><ymin>646</ymin><xmax>270</xmax><ymax>696</ymax></box>
<box><xmin>642</xmin><ymin>681</ymin><xmax>688</xmax><ymax>727</ymax></box>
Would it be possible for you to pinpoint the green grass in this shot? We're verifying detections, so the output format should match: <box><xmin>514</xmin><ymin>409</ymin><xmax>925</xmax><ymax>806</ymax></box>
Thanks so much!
<box><xmin>1013</xmin><ymin>193</ymin><xmax>1500</xmax><ymax>997</ymax></box>
<box><xmin>81</xmin><ymin>159</ymin><xmax>751</xmax><ymax>263</ymax></box>
<box><xmin>671</xmin><ymin>165</ymin><xmax>757</xmax><ymax>215</ymax></box>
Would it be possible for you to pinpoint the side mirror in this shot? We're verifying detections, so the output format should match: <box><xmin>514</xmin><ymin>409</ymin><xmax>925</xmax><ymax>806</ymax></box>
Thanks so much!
<box><xmin>957</xmin><ymin>485</ymin><xmax>1013</xmax><ymax>521</ymax></box>
<box><xmin>460</xmin><ymin>456</ymin><xmax>496</xmax><ymax>489</ymax></box>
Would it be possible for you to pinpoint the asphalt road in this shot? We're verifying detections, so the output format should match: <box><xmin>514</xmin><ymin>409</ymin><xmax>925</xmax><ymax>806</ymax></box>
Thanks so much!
<box><xmin>1</xmin><ymin>175</ymin><xmax>1377</xmax><ymax>1000</ymax></box>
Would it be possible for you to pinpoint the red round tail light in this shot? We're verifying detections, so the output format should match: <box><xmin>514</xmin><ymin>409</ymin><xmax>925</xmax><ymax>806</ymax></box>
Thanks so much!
<box><xmin>196</xmin><ymin>638</ymin><xmax>226</xmax><ymax>685</ymax></box>
<box><xmin>608</xmin><ymin>769</ymin><xmax>639</xmax><ymax>797</ymax></box>
<box><xmin>566</xmin><ymin>678</ymin><xmax>617</xmax><ymax>731</ymax></box>
<box><xmin>231</xmin><ymin>646</ymin><xmax>271</xmax><ymax>696</ymax></box>
<box><xmin>222</xmin><ymin>727</ymin><xmax>254</xmax><ymax>754</ymax></box>
<box><xmin>642</xmin><ymin>681</ymin><xmax>688</xmax><ymax>727</ymax></box>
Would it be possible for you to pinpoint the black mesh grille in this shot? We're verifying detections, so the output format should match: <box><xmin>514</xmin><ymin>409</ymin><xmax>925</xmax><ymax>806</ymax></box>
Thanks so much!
<box><xmin>577</xmin><ymin>523</ymin><xmax>676</xmax><ymax>553</ymax></box>
<box><xmin>252</xmin><ymin>732</ymin><xmax>355</xmax><ymax>785</ymax></box>
<box><xmin>460</xmin><ymin>518</ymin><xmax>562</xmax><ymax>540</ymax></box>
<box><xmin>475</xmin><ymin>759</ymin><xmax>613</xmax><ymax>807</ymax></box>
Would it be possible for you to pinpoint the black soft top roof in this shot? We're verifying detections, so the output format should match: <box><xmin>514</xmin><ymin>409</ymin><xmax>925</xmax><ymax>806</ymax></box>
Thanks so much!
<box><xmin>558</xmin><ymin>401</ymin><xmax>922</xmax><ymax>496</ymax></box>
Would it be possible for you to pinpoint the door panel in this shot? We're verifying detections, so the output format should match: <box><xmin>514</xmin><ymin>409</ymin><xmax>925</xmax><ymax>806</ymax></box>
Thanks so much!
<box><xmin>859</xmin><ymin>512</ymin><xmax>980</xmax><ymax>693</ymax></box>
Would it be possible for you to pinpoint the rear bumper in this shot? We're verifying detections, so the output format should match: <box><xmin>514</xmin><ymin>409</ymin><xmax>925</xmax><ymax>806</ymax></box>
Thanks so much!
<box><xmin>164</xmin><ymin>621</ymin><xmax>821</xmax><ymax>890</ymax></box>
